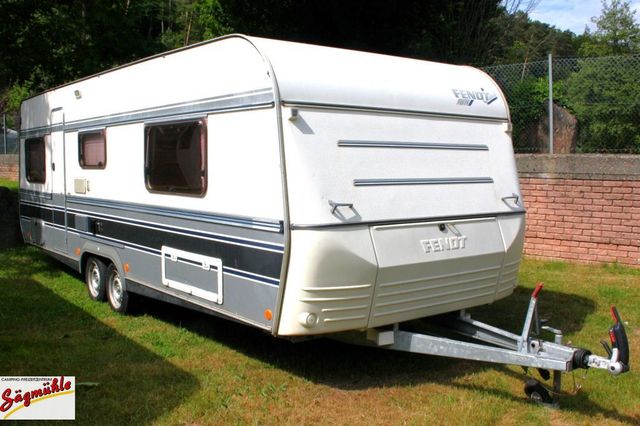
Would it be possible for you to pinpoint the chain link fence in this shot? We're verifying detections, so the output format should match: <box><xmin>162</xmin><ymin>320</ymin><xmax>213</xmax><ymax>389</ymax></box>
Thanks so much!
<box><xmin>483</xmin><ymin>55</ymin><xmax>640</xmax><ymax>154</ymax></box>
<box><xmin>1</xmin><ymin>113</ymin><xmax>19</xmax><ymax>155</ymax></box>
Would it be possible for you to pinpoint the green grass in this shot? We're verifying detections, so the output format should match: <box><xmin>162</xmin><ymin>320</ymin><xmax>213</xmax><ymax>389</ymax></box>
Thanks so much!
<box><xmin>0</xmin><ymin>248</ymin><xmax>638</xmax><ymax>425</ymax></box>
<box><xmin>0</xmin><ymin>178</ymin><xmax>18</xmax><ymax>191</ymax></box>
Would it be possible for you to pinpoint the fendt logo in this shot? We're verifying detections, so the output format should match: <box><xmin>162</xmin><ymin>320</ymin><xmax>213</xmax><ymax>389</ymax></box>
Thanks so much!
<box><xmin>452</xmin><ymin>88</ymin><xmax>498</xmax><ymax>107</ymax></box>
<box><xmin>421</xmin><ymin>235</ymin><xmax>468</xmax><ymax>254</ymax></box>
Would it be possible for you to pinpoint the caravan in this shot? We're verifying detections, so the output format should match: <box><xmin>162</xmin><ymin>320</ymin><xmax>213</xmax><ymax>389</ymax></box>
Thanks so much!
<box><xmin>19</xmin><ymin>35</ymin><xmax>628</xmax><ymax>402</ymax></box>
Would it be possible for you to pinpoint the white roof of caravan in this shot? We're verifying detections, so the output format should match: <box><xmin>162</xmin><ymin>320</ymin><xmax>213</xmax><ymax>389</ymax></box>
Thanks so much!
<box><xmin>21</xmin><ymin>35</ymin><xmax>509</xmax><ymax>130</ymax></box>
<box><xmin>248</xmin><ymin>36</ymin><xmax>509</xmax><ymax>120</ymax></box>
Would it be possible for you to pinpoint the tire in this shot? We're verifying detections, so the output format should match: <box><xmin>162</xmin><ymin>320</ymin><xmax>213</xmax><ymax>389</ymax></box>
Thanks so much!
<box><xmin>106</xmin><ymin>263</ymin><xmax>131</xmax><ymax>314</ymax></box>
<box><xmin>85</xmin><ymin>257</ymin><xmax>107</xmax><ymax>301</ymax></box>
<box><xmin>524</xmin><ymin>379</ymin><xmax>554</xmax><ymax>404</ymax></box>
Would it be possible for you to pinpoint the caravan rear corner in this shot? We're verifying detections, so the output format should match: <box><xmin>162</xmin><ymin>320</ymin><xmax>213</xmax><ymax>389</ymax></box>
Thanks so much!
<box><xmin>19</xmin><ymin>35</ymin><xmax>525</xmax><ymax>338</ymax></box>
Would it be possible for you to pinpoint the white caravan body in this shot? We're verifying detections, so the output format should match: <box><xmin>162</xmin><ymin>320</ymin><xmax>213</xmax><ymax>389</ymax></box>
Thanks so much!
<box><xmin>19</xmin><ymin>35</ymin><xmax>524</xmax><ymax>336</ymax></box>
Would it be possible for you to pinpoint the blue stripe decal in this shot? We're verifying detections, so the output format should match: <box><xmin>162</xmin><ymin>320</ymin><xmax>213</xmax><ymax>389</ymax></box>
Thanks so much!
<box><xmin>66</xmin><ymin>196</ymin><xmax>283</xmax><ymax>233</ymax></box>
<box><xmin>223</xmin><ymin>268</ymin><xmax>280</xmax><ymax>286</ymax></box>
<box><xmin>65</xmin><ymin>206</ymin><xmax>284</xmax><ymax>252</ymax></box>
<box><xmin>68</xmin><ymin>229</ymin><xmax>126</xmax><ymax>250</ymax></box>
<box><xmin>29</xmin><ymin>203</ymin><xmax>282</xmax><ymax>286</ymax></box>
<box><xmin>19</xmin><ymin>189</ymin><xmax>53</xmax><ymax>200</ymax></box>
<box><xmin>21</xmin><ymin>200</ymin><xmax>65</xmax><ymax>211</ymax></box>
<box><xmin>44</xmin><ymin>222</ymin><xmax>66</xmax><ymax>231</ymax></box>
<box><xmin>68</xmin><ymin>229</ymin><xmax>279</xmax><ymax>286</ymax></box>
<box><xmin>21</xmin><ymin>88</ymin><xmax>275</xmax><ymax>139</ymax></box>
<box><xmin>19</xmin><ymin>191</ymin><xmax>283</xmax><ymax>236</ymax></box>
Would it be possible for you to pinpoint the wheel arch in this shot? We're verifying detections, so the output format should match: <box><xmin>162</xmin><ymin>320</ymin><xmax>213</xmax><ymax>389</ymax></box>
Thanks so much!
<box><xmin>79</xmin><ymin>244</ymin><xmax>124</xmax><ymax>277</ymax></box>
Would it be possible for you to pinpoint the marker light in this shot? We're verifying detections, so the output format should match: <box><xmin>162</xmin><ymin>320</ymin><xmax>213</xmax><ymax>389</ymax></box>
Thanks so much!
<box><xmin>298</xmin><ymin>312</ymin><xmax>318</xmax><ymax>328</ymax></box>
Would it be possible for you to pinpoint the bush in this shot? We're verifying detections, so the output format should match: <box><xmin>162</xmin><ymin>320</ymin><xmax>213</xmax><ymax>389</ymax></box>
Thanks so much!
<box><xmin>507</xmin><ymin>77</ymin><xmax>549</xmax><ymax>151</ymax></box>
<box><xmin>562</xmin><ymin>57</ymin><xmax>640</xmax><ymax>153</ymax></box>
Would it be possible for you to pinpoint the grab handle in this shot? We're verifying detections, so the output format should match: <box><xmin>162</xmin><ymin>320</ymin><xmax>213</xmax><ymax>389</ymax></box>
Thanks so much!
<box><xmin>501</xmin><ymin>193</ymin><xmax>522</xmax><ymax>208</ymax></box>
<box><xmin>328</xmin><ymin>200</ymin><xmax>354</xmax><ymax>214</ymax></box>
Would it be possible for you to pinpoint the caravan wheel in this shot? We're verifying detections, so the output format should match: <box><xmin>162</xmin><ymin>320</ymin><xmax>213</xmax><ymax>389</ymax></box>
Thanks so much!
<box><xmin>106</xmin><ymin>264</ymin><xmax>131</xmax><ymax>314</ymax></box>
<box><xmin>524</xmin><ymin>379</ymin><xmax>554</xmax><ymax>405</ymax></box>
<box><xmin>85</xmin><ymin>257</ymin><xmax>107</xmax><ymax>301</ymax></box>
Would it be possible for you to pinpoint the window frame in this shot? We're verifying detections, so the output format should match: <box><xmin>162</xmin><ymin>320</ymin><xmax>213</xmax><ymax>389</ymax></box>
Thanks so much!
<box><xmin>25</xmin><ymin>136</ymin><xmax>46</xmax><ymax>184</ymax></box>
<box><xmin>143</xmin><ymin>118</ymin><xmax>208</xmax><ymax>197</ymax></box>
<box><xmin>78</xmin><ymin>129</ymin><xmax>107</xmax><ymax>169</ymax></box>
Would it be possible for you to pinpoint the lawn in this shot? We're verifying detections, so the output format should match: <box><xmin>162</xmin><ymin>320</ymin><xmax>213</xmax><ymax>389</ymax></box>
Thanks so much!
<box><xmin>0</xmin><ymin>178</ymin><xmax>18</xmax><ymax>191</ymax></box>
<box><xmin>0</xmin><ymin>246</ymin><xmax>638</xmax><ymax>425</ymax></box>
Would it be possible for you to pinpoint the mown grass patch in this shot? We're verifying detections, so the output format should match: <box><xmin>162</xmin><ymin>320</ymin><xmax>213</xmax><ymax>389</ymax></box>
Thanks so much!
<box><xmin>0</xmin><ymin>248</ymin><xmax>638</xmax><ymax>425</ymax></box>
<box><xmin>0</xmin><ymin>178</ymin><xmax>17</xmax><ymax>191</ymax></box>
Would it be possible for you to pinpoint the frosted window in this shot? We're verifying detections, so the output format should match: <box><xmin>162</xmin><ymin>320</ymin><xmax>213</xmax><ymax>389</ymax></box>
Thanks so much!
<box><xmin>79</xmin><ymin>130</ymin><xmax>106</xmax><ymax>169</ymax></box>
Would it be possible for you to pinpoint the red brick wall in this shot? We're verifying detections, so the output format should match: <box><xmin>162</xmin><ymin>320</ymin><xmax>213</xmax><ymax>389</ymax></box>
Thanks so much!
<box><xmin>520</xmin><ymin>177</ymin><xmax>640</xmax><ymax>267</ymax></box>
<box><xmin>0</xmin><ymin>161</ymin><xmax>18</xmax><ymax>180</ymax></box>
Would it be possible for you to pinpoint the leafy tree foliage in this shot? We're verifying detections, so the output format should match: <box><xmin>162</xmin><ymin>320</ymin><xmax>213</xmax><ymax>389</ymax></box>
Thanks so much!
<box><xmin>580</xmin><ymin>0</ymin><xmax>640</xmax><ymax>56</ymax></box>
<box><xmin>1</xmin><ymin>0</ymin><xmax>509</xmax><ymax>120</ymax></box>
<box><xmin>0</xmin><ymin>0</ymin><xmax>228</xmax><ymax>117</ymax></box>
<box><xmin>219</xmin><ymin>0</ymin><xmax>505</xmax><ymax>64</ymax></box>
<box><xmin>506</xmin><ymin>77</ymin><xmax>548</xmax><ymax>150</ymax></box>
<box><xmin>562</xmin><ymin>57</ymin><xmax>640</xmax><ymax>153</ymax></box>
<box><xmin>2</xmin><ymin>0</ymin><xmax>640</xmax><ymax>154</ymax></box>
<box><xmin>568</xmin><ymin>0</ymin><xmax>640</xmax><ymax>152</ymax></box>
<box><xmin>489</xmin><ymin>11</ymin><xmax>578</xmax><ymax>64</ymax></box>
<box><xmin>490</xmin><ymin>1</ymin><xmax>640</xmax><ymax>153</ymax></box>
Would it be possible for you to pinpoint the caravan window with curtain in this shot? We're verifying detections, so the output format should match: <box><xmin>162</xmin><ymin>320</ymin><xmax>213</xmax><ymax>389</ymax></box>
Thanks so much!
<box><xmin>25</xmin><ymin>137</ymin><xmax>46</xmax><ymax>183</ymax></box>
<box><xmin>144</xmin><ymin>119</ymin><xmax>207</xmax><ymax>196</ymax></box>
<box><xmin>79</xmin><ymin>130</ymin><xmax>107</xmax><ymax>169</ymax></box>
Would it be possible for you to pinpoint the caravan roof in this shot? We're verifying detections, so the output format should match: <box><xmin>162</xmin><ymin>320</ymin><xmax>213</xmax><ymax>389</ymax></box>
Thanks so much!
<box><xmin>251</xmin><ymin>36</ymin><xmax>509</xmax><ymax>120</ymax></box>
<box><xmin>23</xmin><ymin>34</ymin><xmax>509</xmax><ymax>130</ymax></box>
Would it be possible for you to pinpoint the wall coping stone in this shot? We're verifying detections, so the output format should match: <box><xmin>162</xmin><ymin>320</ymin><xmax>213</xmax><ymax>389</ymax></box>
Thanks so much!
<box><xmin>0</xmin><ymin>155</ymin><xmax>18</xmax><ymax>164</ymax></box>
<box><xmin>516</xmin><ymin>154</ymin><xmax>640</xmax><ymax>180</ymax></box>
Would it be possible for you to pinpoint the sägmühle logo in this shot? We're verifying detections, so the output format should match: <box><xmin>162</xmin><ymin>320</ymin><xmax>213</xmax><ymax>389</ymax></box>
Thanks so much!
<box><xmin>1</xmin><ymin>376</ymin><xmax>75</xmax><ymax>420</ymax></box>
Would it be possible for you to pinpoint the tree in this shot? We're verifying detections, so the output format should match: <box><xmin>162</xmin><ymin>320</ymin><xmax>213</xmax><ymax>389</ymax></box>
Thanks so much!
<box><xmin>156</xmin><ymin>0</ymin><xmax>230</xmax><ymax>50</ymax></box>
<box><xmin>0</xmin><ymin>1</ymin><xmax>167</xmax><ymax>109</ymax></box>
<box><xmin>219</xmin><ymin>0</ymin><xmax>504</xmax><ymax>64</ymax></box>
<box><xmin>5</xmin><ymin>0</ymin><xmax>578</xmax><ymax>123</ymax></box>
<box><xmin>487</xmin><ymin>11</ymin><xmax>579</xmax><ymax>64</ymax></box>
<box><xmin>0</xmin><ymin>0</ymin><xmax>229</xmax><ymax>121</ymax></box>
<box><xmin>563</xmin><ymin>57</ymin><xmax>640</xmax><ymax>153</ymax></box>
<box><xmin>579</xmin><ymin>0</ymin><xmax>640</xmax><ymax>56</ymax></box>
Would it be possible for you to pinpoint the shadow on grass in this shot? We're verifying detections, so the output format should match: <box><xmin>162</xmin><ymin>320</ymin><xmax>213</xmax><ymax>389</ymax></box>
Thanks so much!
<box><xmin>494</xmin><ymin>367</ymin><xmax>639</xmax><ymax>424</ymax></box>
<box><xmin>5</xmin><ymin>247</ymin><xmax>632</xmax><ymax>422</ymax></box>
<box><xmin>468</xmin><ymin>285</ymin><xmax>597</xmax><ymax>336</ymax></box>
<box><xmin>0</xmin><ymin>246</ymin><xmax>64</xmax><ymax>280</ymax></box>
<box><xmin>448</xmin><ymin>378</ymin><xmax>639</xmax><ymax>424</ymax></box>
<box><xmin>131</xmin><ymin>284</ymin><xmax>637</xmax><ymax>422</ymax></box>
<box><xmin>0</xmin><ymin>249</ymin><xmax>199</xmax><ymax>424</ymax></box>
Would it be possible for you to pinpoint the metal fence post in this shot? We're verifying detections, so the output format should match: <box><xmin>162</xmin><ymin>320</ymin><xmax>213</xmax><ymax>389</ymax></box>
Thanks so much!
<box><xmin>2</xmin><ymin>113</ymin><xmax>7</xmax><ymax>154</ymax></box>
<box><xmin>548</xmin><ymin>53</ymin><xmax>554</xmax><ymax>154</ymax></box>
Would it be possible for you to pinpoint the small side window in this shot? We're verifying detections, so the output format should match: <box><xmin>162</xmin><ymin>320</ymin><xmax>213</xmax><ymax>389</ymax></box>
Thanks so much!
<box><xmin>144</xmin><ymin>119</ymin><xmax>207</xmax><ymax>196</ymax></box>
<box><xmin>79</xmin><ymin>130</ymin><xmax>106</xmax><ymax>169</ymax></box>
<box><xmin>25</xmin><ymin>137</ymin><xmax>46</xmax><ymax>183</ymax></box>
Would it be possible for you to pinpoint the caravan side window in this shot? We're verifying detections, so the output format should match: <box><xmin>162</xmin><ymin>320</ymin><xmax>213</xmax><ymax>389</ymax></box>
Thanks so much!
<box><xmin>79</xmin><ymin>130</ymin><xmax>106</xmax><ymax>169</ymax></box>
<box><xmin>25</xmin><ymin>137</ymin><xmax>46</xmax><ymax>183</ymax></box>
<box><xmin>144</xmin><ymin>119</ymin><xmax>207</xmax><ymax>196</ymax></box>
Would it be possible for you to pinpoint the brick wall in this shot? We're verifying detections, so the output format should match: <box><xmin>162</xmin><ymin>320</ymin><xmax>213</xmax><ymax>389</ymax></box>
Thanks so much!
<box><xmin>2</xmin><ymin>152</ymin><xmax>638</xmax><ymax>266</ymax></box>
<box><xmin>0</xmin><ymin>155</ymin><xmax>18</xmax><ymax>180</ymax></box>
<box><xmin>517</xmin><ymin>155</ymin><xmax>640</xmax><ymax>267</ymax></box>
